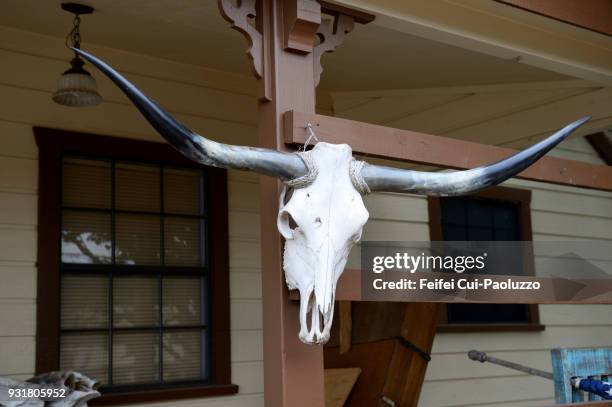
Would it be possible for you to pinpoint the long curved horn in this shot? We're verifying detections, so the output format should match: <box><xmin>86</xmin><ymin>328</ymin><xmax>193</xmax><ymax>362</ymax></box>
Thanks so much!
<box><xmin>361</xmin><ymin>116</ymin><xmax>590</xmax><ymax>196</ymax></box>
<box><xmin>74</xmin><ymin>49</ymin><xmax>308</xmax><ymax>181</ymax></box>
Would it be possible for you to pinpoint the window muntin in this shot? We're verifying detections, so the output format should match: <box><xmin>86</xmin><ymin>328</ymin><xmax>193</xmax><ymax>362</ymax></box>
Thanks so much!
<box><xmin>59</xmin><ymin>156</ymin><xmax>209</xmax><ymax>390</ymax></box>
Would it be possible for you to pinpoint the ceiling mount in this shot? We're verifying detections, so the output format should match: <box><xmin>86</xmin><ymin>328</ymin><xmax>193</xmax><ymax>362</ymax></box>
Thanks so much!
<box><xmin>61</xmin><ymin>2</ymin><xmax>94</xmax><ymax>15</ymax></box>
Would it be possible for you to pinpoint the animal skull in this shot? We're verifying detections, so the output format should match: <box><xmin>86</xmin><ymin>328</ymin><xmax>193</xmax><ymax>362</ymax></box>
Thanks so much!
<box><xmin>278</xmin><ymin>143</ymin><xmax>369</xmax><ymax>343</ymax></box>
<box><xmin>76</xmin><ymin>49</ymin><xmax>590</xmax><ymax>345</ymax></box>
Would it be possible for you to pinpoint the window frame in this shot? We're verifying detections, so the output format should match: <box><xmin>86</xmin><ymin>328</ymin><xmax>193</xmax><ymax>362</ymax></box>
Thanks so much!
<box><xmin>428</xmin><ymin>186</ymin><xmax>544</xmax><ymax>333</ymax></box>
<box><xmin>34</xmin><ymin>127</ymin><xmax>237</xmax><ymax>404</ymax></box>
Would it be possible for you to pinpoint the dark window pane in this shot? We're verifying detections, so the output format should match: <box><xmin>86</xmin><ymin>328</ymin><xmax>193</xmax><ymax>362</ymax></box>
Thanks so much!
<box><xmin>116</xmin><ymin>163</ymin><xmax>160</xmax><ymax>212</ymax></box>
<box><xmin>494</xmin><ymin>228</ymin><xmax>518</xmax><ymax>241</ymax></box>
<box><xmin>441</xmin><ymin>199</ymin><xmax>465</xmax><ymax>224</ymax></box>
<box><xmin>446</xmin><ymin>303</ymin><xmax>530</xmax><ymax>324</ymax></box>
<box><xmin>62</xmin><ymin>210</ymin><xmax>112</xmax><ymax>264</ymax></box>
<box><xmin>163</xmin><ymin>277</ymin><xmax>202</xmax><ymax>326</ymax></box>
<box><xmin>60</xmin><ymin>333</ymin><xmax>109</xmax><ymax>385</ymax></box>
<box><xmin>61</xmin><ymin>275</ymin><xmax>108</xmax><ymax>329</ymax></box>
<box><xmin>163</xmin><ymin>330</ymin><xmax>202</xmax><ymax>382</ymax></box>
<box><xmin>112</xmin><ymin>332</ymin><xmax>160</xmax><ymax>385</ymax></box>
<box><xmin>494</xmin><ymin>204</ymin><xmax>518</xmax><ymax>229</ymax></box>
<box><xmin>63</xmin><ymin>158</ymin><xmax>111</xmax><ymax>209</ymax></box>
<box><xmin>466</xmin><ymin>200</ymin><xmax>493</xmax><ymax>227</ymax></box>
<box><xmin>113</xmin><ymin>277</ymin><xmax>159</xmax><ymax>328</ymax></box>
<box><xmin>164</xmin><ymin>217</ymin><xmax>202</xmax><ymax>267</ymax></box>
<box><xmin>164</xmin><ymin>168</ymin><xmax>202</xmax><ymax>215</ymax></box>
<box><xmin>467</xmin><ymin>226</ymin><xmax>493</xmax><ymax>241</ymax></box>
<box><xmin>116</xmin><ymin>214</ymin><xmax>161</xmax><ymax>265</ymax></box>
<box><xmin>443</xmin><ymin>225</ymin><xmax>467</xmax><ymax>241</ymax></box>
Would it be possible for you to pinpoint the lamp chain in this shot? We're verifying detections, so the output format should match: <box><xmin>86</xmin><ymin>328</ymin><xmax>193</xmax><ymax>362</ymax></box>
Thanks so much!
<box><xmin>65</xmin><ymin>14</ymin><xmax>82</xmax><ymax>52</ymax></box>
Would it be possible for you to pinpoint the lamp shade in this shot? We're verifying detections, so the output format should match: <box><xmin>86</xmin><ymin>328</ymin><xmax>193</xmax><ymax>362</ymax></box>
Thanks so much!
<box><xmin>52</xmin><ymin>55</ymin><xmax>102</xmax><ymax>107</ymax></box>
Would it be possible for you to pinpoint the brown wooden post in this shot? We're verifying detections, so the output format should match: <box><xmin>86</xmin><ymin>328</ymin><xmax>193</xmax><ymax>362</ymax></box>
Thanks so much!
<box><xmin>218</xmin><ymin>2</ymin><xmax>373</xmax><ymax>405</ymax></box>
<box><xmin>258</xmin><ymin>1</ymin><xmax>324</xmax><ymax>406</ymax></box>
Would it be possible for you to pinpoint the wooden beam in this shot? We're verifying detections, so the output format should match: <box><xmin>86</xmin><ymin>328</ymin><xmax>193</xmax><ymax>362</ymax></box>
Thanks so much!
<box><xmin>320</xmin><ymin>1</ymin><xmax>375</xmax><ymax>24</ymax></box>
<box><xmin>285</xmin><ymin>110</ymin><xmax>612</xmax><ymax>192</ymax></box>
<box><xmin>382</xmin><ymin>303</ymin><xmax>440</xmax><ymax>407</ymax></box>
<box><xmin>496</xmin><ymin>0</ymin><xmax>612</xmax><ymax>37</ymax></box>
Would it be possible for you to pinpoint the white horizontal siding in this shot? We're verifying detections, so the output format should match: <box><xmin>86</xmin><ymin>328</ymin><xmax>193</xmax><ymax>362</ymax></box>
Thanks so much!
<box><xmin>0</xmin><ymin>25</ymin><xmax>266</xmax><ymax>407</ymax></box>
<box><xmin>332</xmin><ymin>86</ymin><xmax>612</xmax><ymax>407</ymax></box>
<box><xmin>418</xmin><ymin>155</ymin><xmax>612</xmax><ymax>406</ymax></box>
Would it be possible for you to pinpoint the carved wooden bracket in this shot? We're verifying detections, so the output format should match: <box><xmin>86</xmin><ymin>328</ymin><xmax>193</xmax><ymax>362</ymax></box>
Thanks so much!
<box><xmin>313</xmin><ymin>13</ymin><xmax>355</xmax><ymax>87</ymax></box>
<box><xmin>218</xmin><ymin>0</ymin><xmax>263</xmax><ymax>78</ymax></box>
<box><xmin>283</xmin><ymin>0</ymin><xmax>321</xmax><ymax>54</ymax></box>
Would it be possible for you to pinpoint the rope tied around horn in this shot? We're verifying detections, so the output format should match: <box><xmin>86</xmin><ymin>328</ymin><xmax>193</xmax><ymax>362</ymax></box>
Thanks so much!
<box><xmin>350</xmin><ymin>159</ymin><xmax>371</xmax><ymax>195</ymax></box>
<box><xmin>285</xmin><ymin>151</ymin><xmax>319</xmax><ymax>188</ymax></box>
<box><xmin>285</xmin><ymin>152</ymin><xmax>372</xmax><ymax>195</ymax></box>
<box><xmin>285</xmin><ymin>123</ymin><xmax>320</xmax><ymax>189</ymax></box>
<box><xmin>286</xmin><ymin>123</ymin><xmax>372</xmax><ymax>194</ymax></box>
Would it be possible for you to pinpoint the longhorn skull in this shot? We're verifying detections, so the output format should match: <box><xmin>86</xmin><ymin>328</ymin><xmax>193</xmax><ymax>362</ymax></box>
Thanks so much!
<box><xmin>75</xmin><ymin>49</ymin><xmax>590</xmax><ymax>344</ymax></box>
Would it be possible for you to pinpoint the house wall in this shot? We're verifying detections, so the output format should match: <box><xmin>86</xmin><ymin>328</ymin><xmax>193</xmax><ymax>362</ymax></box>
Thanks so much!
<box><xmin>1</xmin><ymin>24</ymin><xmax>611</xmax><ymax>407</ymax></box>
<box><xmin>420</xmin><ymin>174</ymin><xmax>612</xmax><ymax>407</ymax></box>
<box><xmin>0</xmin><ymin>26</ymin><xmax>267</xmax><ymax>407</ymax></box>
<box><xmin>335</xmin><ymin>92</ymin><xmax>612</xmax><ymax>407</ymax></box>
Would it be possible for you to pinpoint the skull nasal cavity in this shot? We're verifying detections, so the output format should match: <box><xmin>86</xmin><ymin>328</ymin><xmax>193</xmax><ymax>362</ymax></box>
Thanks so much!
<box><xmin>314</xmin><ymin>217</ymin><xmax>322</xmax><ymax>227</ymax></box>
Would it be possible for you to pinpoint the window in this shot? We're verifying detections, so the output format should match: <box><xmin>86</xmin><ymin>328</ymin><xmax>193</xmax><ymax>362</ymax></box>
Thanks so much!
<box><xmin>35</xmin><ymin>128</ymin><xmax>236</xmax><ymax>403</ymax></box>
<box><xmin>428</xmin><ymin>187</ymin><xmax>543</xmax><ymax>332</ymax></box>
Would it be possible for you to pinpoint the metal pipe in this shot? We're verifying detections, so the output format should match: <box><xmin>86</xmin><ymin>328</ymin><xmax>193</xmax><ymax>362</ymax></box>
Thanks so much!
<box><xmin>468</xmin><ymin>350</ymin><xmax>554</xmax><ymax>380</ymax></box>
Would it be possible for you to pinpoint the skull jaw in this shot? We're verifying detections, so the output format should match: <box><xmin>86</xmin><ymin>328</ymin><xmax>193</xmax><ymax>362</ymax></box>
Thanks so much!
<box><xmin>297</xmin><ymin>287</ymin><xmax>335</xmax><ymax>345</ymax></box>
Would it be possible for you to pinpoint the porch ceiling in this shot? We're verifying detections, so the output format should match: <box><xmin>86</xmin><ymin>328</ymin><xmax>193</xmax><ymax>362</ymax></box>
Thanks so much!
<box><xmin>0</xmin><ymin>0</ymin><xmax>571</xmax><ymax>92</ymax></box>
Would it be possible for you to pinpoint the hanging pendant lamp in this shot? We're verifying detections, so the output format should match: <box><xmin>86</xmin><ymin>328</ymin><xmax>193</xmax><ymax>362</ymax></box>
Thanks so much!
<box><xmin>52</xmin><ymin>3</ymin><xmax>102</xmax><ymax>107</ymax></box>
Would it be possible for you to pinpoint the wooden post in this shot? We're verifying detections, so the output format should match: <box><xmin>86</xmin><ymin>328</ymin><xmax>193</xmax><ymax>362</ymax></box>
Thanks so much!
<box><xmin>258</xmin><ymin>1</ymin><xmax>324</xmax><ymax>406</ymax></box>
<box><xmin>217</xmin><ymin>2</ymin><xmax>373</xmax><ymax>405</ymax></box>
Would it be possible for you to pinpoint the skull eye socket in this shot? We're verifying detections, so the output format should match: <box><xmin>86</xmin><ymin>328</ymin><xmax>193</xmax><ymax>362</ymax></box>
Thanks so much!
<box><xmin>277</xmin><ymin>208</ymin><xmax>297</xmax><ymax>239</ymax></box>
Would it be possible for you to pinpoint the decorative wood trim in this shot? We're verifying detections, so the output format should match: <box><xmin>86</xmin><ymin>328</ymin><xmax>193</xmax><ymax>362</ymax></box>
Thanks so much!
<box><xmin>283</xmin><ymin>0</ymin><xmax>321</xmax><ymax>54</ymax></box>
<box><xmin>33</xmin><ymin>127</ymin><xmax>235</xmax><ymax>401</ymax></box>
<box><xmin>218</xmin><ymin>0</ymin><xmax>263</xmax><ymax>78</ymax></box>
<box><xmin>313</xmin><ymin>14</ymin><xmax>354</xmax><ymax>87</ymax></box>
<box><xmin>285</xmin><ymin>110</ymin><xmax>612</xmax><ymax>192</ymax></box>
<box><xmin>34</xmin><ymin>129</ymin><xmax>62</xmax><ymax>375</ymax></box>
<box><xmin>208</xmin><ymin>166</ymin><xmax>232</xmax><ymax>385</ymax></box>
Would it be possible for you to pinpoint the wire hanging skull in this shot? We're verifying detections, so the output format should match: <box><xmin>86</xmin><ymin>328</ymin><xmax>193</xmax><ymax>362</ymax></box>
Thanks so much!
<box><xmin>75</xmin><ymin>49</ymin><xmax>590</xmax><ymax>345</ymax></box>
